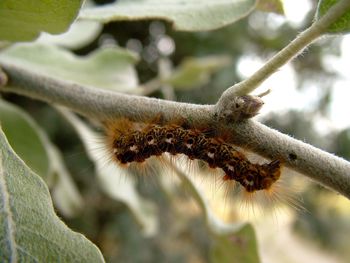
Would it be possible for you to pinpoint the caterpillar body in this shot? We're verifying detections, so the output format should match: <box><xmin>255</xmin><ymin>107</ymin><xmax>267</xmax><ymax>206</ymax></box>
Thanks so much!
<box><xmin>105</xmin><ymin>118</ymin><xmax>281</xmax><ymax>193</ymax></box>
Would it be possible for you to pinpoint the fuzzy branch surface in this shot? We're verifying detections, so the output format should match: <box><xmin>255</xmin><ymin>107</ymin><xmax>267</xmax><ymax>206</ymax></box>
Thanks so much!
<box><xmin>1</xmin><ymin>62</ymin><xmax>350</xmax><ymax>199</ymax></box>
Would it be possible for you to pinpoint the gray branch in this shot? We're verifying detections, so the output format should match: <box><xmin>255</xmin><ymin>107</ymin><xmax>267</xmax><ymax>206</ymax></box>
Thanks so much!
<box><xmin>1</xmin><ymin>62</ymin><xmax>350</xmax><ymax>199</ymax></box>
<box><xmin>216</xmin><ymin>0</ymin><xmax>350</xmax><ymax>109</ymax></box>
<box><xmin>0</xmin><ymin>62</ymin><xmax>213</xmax><ymax>125</ymax></box>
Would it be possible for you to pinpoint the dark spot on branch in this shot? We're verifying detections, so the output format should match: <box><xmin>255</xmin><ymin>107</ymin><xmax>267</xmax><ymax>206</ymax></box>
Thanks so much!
<box><xmin>288</xmin><ymin>153</ymin><xmax>297</xmax><ymax>161</ymax></box>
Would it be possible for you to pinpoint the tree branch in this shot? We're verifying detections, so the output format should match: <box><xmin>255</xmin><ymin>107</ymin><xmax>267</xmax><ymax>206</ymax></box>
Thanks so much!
<box><xmin>229</xmin><ymin>121</ymin><xmax>350</xmax><ymax>200</ymax></box>
<box><xmin>0</xmin><ymin>62</ymin><xmax>214</xmax><ymax>125</ymax></box>
<box><xmin>1</xmin><ymin>62</ymin><xmax>350</xmax><ymax>199</ymax></box>
<box><xmin>216</xmin><ymin>0</ymin><xmax>350</xmax><ymax>114</ymax></box>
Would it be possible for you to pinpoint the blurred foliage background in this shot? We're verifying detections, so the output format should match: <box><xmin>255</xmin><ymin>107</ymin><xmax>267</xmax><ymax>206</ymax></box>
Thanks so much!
<box><xmin>1</xmin><ymin>0</ymin><xmax>350</xmax><ymax>262</ymax></box>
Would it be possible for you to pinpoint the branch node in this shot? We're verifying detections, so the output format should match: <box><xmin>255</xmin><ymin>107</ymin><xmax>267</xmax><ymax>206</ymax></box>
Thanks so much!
<box><xmin>215</xmin><ymin>94</ymin><xmax>264</xmax><ymax>123</ymax></box>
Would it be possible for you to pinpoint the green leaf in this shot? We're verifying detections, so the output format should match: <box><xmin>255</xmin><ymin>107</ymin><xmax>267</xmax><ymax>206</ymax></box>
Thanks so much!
<box><xmin>316</xmin><ymin>0</ymin><xmax>350</xmax><ymax>34</ymax></box>
<box><xmin>211</xmin><ymin>225</ymin><xmax>260</xmax><ymax>263</ymax></box>
<box><xmin>0</xmin><ymin>99</ymin><xmax>84</xmax><ymax>217</ymax></box>
<box><xmin>0</xmin><ymin>0</ymin><xmax>83</xmax><ymax>42</ymax></box>
<box><xmin>0</xmin><ymin>43</ymin><xmax>140</xmax><ymax>92</ymax></box>
<box><xmin>0</xmin><ymin>127</ymin><xmax>104</xmax><ymax>262</ymax></box>
<box><xmin>80</xmin><ymin>0</ymin><xmax>256</xmax><ymax>31</ymax></box>
<box><xmin>0</xmin><ymin>99</ymin><xmax>51</xmax><ymax>181</ymax></box>
<box><xmin>164</xmin><ymin>55</ymin><xmax>232</xmax><ymax>89</ymax></box>
<box><xmin>256</xmin><ymin>0</ymin><xmax>284</xmax><ymax>15</ymax></box>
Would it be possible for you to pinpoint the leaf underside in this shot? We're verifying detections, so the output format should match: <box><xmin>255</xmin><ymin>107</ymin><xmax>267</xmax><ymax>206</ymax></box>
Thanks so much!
<box><xmin>0</xmin><ymin>128</ymin><xmax>104</xmax><ymax>262</ymax></box>
<box><xmin>80</xmin><ymin>0</ymin><xmax>257</xmax><ymax>31</ymax></box>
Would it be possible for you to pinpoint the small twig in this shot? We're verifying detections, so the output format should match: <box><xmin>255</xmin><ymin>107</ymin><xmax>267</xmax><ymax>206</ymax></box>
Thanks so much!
<box><xmin>216</xmin><ymin>0</ymin><xmax>350</xmax><ymax>107</ymax></box>
<box><xmin>257</xmin><ymin>89</ymin><xmax>271</xmax><ymax>98</ymax></box>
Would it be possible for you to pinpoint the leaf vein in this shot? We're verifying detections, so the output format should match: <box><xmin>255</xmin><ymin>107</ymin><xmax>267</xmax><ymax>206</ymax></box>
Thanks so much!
<box><xmin>18</xmin><ymin>225</ymin><xmax>78</xmax><ymax>260</ymax></box>
<box><xmin>16</xmin><ymin>245</ymin><xmax>40</xmax><ymax>263</ymax></box>
<box><xmin>0</xmin><ymin>153</ymin><xmax>18</xmax><ymax>262</ymax></box>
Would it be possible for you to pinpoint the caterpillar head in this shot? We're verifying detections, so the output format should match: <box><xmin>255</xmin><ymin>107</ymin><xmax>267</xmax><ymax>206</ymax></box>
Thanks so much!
<box><xmin>240</xmin><ymin>159</ymin><xmax>281</xmax><ymax>193</ymax></box>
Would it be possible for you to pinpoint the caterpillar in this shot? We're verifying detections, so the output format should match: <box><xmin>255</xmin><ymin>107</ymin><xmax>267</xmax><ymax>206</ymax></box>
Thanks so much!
<box><xmin>104</xmin><ymin>117</ymin><xmax>281</xmax><ymax>193</ymax></box>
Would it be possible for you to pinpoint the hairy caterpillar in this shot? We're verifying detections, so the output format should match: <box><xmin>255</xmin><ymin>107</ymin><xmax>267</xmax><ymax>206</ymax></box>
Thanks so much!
<box><xmin>104</xmin><ymin>117</ymin><xmax>282</xmax><ymax>193</ymax></box>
